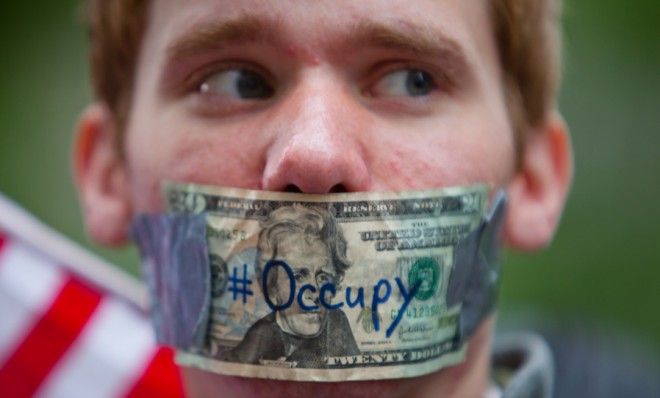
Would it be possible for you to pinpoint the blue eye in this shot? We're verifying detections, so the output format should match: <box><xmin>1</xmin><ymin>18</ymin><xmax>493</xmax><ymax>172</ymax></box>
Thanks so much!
<box><xmin>199</xmin><ymin>69</ymin><xmax>274</xmax><ymax>99</ymax></box>
<box><xmin>371</xmin><ymin>69</ymin><xmax>436</xmax><ymax>97</ymax></box>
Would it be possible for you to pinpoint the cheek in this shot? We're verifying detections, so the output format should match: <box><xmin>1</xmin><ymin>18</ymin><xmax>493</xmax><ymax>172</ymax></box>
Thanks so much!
<box><xmin>368</xmin><ymin>110</ymin><xmax>515</xmax><ymax>191</ymax></box>
<box><xmin>274</xmin><ymin>270</ymin><xmax>295</xmax><ymax>301</ymax></box>
<box><xmin>125</xmin><ymin>117</ymin><xmax>268</xmax><ymax>213</ymax></box>
<box><xmin>166</xmin><ymin>134</ymin><xmax>265</xmax><ymax>189</ymax></box>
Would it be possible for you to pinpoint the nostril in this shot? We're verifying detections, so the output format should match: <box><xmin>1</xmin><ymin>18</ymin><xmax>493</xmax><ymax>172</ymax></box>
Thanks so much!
<box><xmin>283</xmin><ymin>184</ymin><xmax>346</xmax><ymax>193</ymax></box>
<box><xmin>284</xmin><ymin>184</ymin><xmax>303</xmax><ymax>193</ymax></box>
<box><xmin>329</xmin><ymin>184</ymin><xmax>347</xmax><ymax>193</ymax></box>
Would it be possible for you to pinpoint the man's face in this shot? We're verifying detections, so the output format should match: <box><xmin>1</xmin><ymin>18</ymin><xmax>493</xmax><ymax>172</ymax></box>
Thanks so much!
<box><xmin>271</xmin><ymin>234</ymin><xmax>334</xmax><ymax>338</ymax></box>
<box><xmin>123</xmin><ymin>0</ymin><xmax>515</xmax><ymax>213</ymax></box>
<box><xmin>78</xmin><ymin>0</ymin><xmax>573</xmax><ymax>394</ymax></box>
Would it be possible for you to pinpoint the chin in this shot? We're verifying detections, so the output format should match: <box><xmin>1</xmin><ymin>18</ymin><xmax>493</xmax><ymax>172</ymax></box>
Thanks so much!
<box><xmin>184</xmin><ymin>369</ymin><xmax>408</xmax><ymax>398</ymax></box>
<box><xmin>183</xmin><ymin>316</ymin><xmax>496</xmax><ymax>398</ymax></box>
<box><xmin>288</xmin><ymin>313</ymin><xmax>325</xmax><ymax>337</ymax></box>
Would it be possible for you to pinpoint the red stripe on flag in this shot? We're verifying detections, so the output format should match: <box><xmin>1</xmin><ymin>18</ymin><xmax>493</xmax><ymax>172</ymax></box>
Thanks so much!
<box><xmin>0</xmin><ymin>276</ymin><xmax>102</xmax><ymax>397</ymax></box>
<box><xmin>125</xmin><ymin>346</ymin><xmax>185</xmax><ymax>398</ymax></box>
<box><xmin>0</xmin><ymin>232</ymin><xmax>7</xmax><ymax>255</ymax></box>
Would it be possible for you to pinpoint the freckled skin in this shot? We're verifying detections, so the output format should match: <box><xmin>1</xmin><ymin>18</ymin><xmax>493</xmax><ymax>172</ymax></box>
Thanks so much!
<box><xmin>122</xmin><ymin>0</ymin><xmax>513</xmax><ymax>397</ymax></box>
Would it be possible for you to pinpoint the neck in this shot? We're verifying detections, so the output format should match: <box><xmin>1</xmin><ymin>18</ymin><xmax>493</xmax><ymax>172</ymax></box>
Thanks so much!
<box><xmin>184</xmin><ymin>317</ymin><xmax>494</xmax><ymax>398</ymax></box>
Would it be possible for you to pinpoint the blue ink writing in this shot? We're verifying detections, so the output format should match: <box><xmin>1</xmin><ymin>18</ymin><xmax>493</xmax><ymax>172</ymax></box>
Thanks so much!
<box><xmin>228</xmin><ymin>263</ymin><xmax>253</xmax><ymax>304</ymax></box>
<box><xmin>346</xmin><ymin>287</ymin><xmax>365</xmax><ymax>308</ymax></box>
<box><xmin>386</xmin><ymin>278</ymin><xmax>421</xmax><ymax>338</ymax></box>
<box><xmin>258</xmin><ymin>260</ymin><xmax>423</xmax><ymax>338</ymax></box>
<box><xmin>320</xmin><ymin>283</ymin><xmax>343</xmax><ymax>310</ymax></box>
<box><xmin>297</xmin><ymin>284</ymin><xmax>319</xmax><ymax>311</ymax></box>
<box><xmin>262</xmin><ymin>260</ymin><xmax>294</xmax><ymax>310</ymax></box>
<box><xmin>371</xmin><ymin>279</ymin><xmax>392</xmax><ymax>333</ymax></box>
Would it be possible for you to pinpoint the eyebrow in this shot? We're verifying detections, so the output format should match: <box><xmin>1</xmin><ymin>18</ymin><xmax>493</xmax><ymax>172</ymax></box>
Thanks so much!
<box><xmin>345</xmin><ymin>20</ymin><xmax>472</xmax><ymax>79</ymax></box>
<box><xmin>348</xmin><ymin>20</ymin><xmax>466</xmax><ymax>60</ymax></box>
<box><xmin>165</xmin><ymin>16</ymin><xmax>280</xmax><ymax>61</ymax></box>
<box><xmin>164</xmin><ymin>15</ymin><xmax>472</xmax><ymax>84</ymax></box>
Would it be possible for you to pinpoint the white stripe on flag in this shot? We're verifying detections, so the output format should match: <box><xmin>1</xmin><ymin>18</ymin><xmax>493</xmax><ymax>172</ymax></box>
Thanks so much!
<box><xmin>0</xmin><ymin>240</ymin><xmax>65</xmax><ymax>365</ymax></box>
<box><xmin>36</xmin><ymin>297</ymin><xmax>157</xmax><ymax>398</ymax></box>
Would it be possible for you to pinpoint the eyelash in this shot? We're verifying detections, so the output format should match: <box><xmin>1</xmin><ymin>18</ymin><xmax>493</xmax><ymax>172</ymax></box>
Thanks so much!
<box><xmin>181</xmin><ymin>61</ymin><xmax>276</xmax><ymax>114</ymax></box>
<box><xmin>364</xmin><ymin>61</ymin><xmax>452</xmax><ymax>96</ymax></box>
<box><xmin>185</xmin><ymin>60</ymin><xmax>274</xmax><ymax>95</ymax></box>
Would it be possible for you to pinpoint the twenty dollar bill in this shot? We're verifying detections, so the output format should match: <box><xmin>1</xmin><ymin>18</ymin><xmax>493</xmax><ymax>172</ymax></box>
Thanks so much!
<box><xmin>164</xmin><ymin>182</ymin><xmax>488</xmax><ymax>381</ymax></box>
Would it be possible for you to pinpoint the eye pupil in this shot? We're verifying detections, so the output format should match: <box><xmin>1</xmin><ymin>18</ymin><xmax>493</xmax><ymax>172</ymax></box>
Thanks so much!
<box><xmin>406</xmin><ymin>70</ymin><xmax>433</xmax><ymax>96</ymax></box>
<box><xmin>236</xmin><ymin>69</ymin><xmax>273</xmax><ymax>99</ymax></box>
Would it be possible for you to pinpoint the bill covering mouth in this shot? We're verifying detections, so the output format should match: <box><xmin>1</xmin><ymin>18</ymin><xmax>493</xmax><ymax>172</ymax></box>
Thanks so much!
<box><xmin>132</xmin><ymin>181</ymin><xmax>506</xmax><ymax>381</ymax></box>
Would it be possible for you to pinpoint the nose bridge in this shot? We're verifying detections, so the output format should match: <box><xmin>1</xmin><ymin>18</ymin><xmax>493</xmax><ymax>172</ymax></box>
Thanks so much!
<box><xmin>289</xmin><ymin>76</ymin><xmax>342</xmax><ymax>140</ymax></box>
<box><xmin>285</xmin><ymin>74</ymin><xmax>349</xmax><ymax>161</ymax></box>
<box><xmin>262</xmin><ymin>70</ymin><xmax>371</xmax><ymax>193</ymax></box>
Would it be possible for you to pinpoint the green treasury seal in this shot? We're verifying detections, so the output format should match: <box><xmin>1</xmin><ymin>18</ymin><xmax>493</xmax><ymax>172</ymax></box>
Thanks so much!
<box><xmin>409</xmin><ymin>257</ymin><xmax>440</xmax><ymax>301</ymax></box>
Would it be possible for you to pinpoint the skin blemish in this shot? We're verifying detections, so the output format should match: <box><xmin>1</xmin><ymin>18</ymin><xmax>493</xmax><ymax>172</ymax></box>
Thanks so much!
<box><xmin>285</xmin><ymin>44</ymin><xmax>321</xmax><ymax>66</ymax></box>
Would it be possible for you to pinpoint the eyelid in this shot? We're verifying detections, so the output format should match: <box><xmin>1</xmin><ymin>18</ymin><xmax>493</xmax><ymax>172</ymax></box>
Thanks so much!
<box><xmin>181</xmin><ymin>59</ymin><xmax>275</xmax><ymax>96</ymax></box>
<box><xmin>362</xmin><ymin>61</ymin><xmax>453</xmax><ymax>97</ymax></box>
<box><xmin>316</xmin><ymin>272</ymin><xmax>334</xmax><ymax>280</ymax></box>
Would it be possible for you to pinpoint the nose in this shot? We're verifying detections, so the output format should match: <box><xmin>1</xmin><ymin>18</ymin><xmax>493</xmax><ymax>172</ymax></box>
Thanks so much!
<box><xmin>302</xmin><ymin>286</ymin><xmax>320</xmax><ymax>307</ymax></box>
<box><xmin>261</xmin><ymin>73</ymin><xmax>372</xmax><ymax>193</ymax></box>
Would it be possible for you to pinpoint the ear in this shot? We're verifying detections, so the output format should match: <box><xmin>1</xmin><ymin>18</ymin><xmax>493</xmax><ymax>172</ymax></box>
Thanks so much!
<box><xmin>73</xmin><ymin>104</ymin><xmax>132</xmax><ymax>246</ymax></box>
<box><xmin>504</xmin><ymin>112</ymin><xmax>573</xmax><ymax>251</ymax></box>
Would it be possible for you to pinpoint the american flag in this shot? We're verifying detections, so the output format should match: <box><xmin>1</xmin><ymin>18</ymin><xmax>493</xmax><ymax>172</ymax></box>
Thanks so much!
<box><xmin>0</xmin><ymin>193</ymin><xmax>184</xmax><ymax>397</ymax></box>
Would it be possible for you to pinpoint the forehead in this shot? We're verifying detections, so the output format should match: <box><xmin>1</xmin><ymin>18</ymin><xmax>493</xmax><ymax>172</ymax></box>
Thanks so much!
<box><xmin>146</xmin><ymin>0</ymin><xmax>493</xmax><ymax>66</ymax></box>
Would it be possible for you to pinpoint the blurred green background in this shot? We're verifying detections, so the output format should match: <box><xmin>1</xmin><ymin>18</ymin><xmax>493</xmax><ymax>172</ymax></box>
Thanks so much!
<box><xmin>1</xmin><ymin>1</ymin><xmax>658</xmax><ymax>348</ymax></box>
